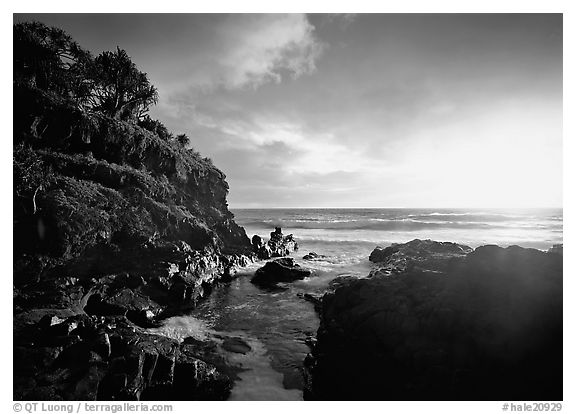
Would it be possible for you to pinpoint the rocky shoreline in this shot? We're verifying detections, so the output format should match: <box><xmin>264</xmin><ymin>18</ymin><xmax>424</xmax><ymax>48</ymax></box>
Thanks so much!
<box><xmin>304</xmin><ymin>239</ymin><xmax>563</xmax><ymax>400</ymax></box>
<box><xmin>14</xmin><ymin>232</ymin><xmax>563</xmax><ymax>401</ymax></box>
<box><xmin>14</xmin><ymin>230</ymin><xmax>299</xmax><ymax>400</ymax></box>
<box><xmin>12</xmin><ymin>21</ymin><xmax>308</xmax><ymax>401</ymax></box>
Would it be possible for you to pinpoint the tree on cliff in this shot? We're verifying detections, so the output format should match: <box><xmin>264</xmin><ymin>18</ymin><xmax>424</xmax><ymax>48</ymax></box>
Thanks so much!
<box><xmin>13</xmin><ymin>143</ymin><xmax>55</xmax><ymax>216</ymax></box>
<box><xmin>138</xmin><ymin>115</ymin><xmax>174</xmax><ymax>141</ymax></box>
<box><xmin>84</xmin><ymin>47</ymin><xmax>158</xmax><ymax>120</ymax></box>
<box><xmin>176</xmin><ymin>133</ymin><xmax>190</xmax><ymax>147</ymax></box>
<box><xmin>13</xmin><ymin>21</ymin><xmax>93</xmax><ymax>99</ymax></box>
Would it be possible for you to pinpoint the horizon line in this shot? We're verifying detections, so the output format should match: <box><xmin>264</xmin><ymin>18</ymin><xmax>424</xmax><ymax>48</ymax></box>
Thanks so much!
<box><xmin>229</xmin><ymin>206</ymin><xmax>563</xmax><ymax>210</ymax></box>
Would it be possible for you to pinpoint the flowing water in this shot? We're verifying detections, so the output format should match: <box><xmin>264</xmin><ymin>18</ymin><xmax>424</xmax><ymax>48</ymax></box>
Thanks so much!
<box><xmin>150</xmin><ymin>208</ymin><xmax>563</xmax><ymax>400</ymax></box>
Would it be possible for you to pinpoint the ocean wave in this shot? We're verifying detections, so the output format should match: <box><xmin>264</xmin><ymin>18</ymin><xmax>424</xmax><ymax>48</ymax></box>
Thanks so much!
<box><xmin>407</xmin><ymin>211</ymin><xmax>533</xmax><ymax>217</ymax></box>
<box><xmin>294</xmin><ymin>236</ymin><xmax>561</xmax><ymax>252</ymax></box>
<box><xmin>296</xmin><ymin>237</ymin><xmax>379</xmax><ymax>246</ymax></box>
<box><xmin>239</xmin><ymin>219</ymin><xmax>534</xmax><ymax>231</ymax></box>
<box><xmin>402</xmin><ymin>213</ymin><xmax>540</xmax><ymax>222</ymax></box>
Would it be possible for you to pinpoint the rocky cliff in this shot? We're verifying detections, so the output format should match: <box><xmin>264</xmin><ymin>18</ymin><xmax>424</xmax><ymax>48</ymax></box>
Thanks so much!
<box><xmin>13</xmin><ymin>23</ymin><xmax>254</xmax><ymax>400</ymax></box>
<box><xmin>305</xmin><ymin>239</ymin><xmax>563</xmax><ymax>400</ymax></box>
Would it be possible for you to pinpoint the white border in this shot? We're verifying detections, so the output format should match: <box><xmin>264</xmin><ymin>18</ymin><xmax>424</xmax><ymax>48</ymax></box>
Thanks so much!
<box><xmin>2</xmin><ymin>2</ymin><xmax>573</xmax><ymax>412</ymax></box>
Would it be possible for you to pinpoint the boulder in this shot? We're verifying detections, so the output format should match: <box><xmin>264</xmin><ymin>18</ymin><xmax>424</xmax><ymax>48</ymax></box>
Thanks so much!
<box><xmin>303</xmin><ymin>252</ymin><xmax>326</xmax><ymax>260</ymax></box>
<box><xmin>251</xmin><ymin>235</ymin><xmax>263</xmax><ymax>251</ymax></box>
<box><xmin>251</xmin><ymin>258</ymin><xmax>311</xmax><ymax>286</ymax></box>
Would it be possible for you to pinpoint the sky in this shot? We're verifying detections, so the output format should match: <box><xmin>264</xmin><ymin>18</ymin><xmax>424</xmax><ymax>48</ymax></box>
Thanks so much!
<box><xmin>14</xmin><ymin>13</ymin><xmax>563</xmax><ymax>208</ymax></box>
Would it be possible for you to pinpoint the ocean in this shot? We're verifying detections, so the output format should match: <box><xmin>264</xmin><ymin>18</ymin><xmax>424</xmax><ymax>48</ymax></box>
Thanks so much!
<box><xmin>151</xmin><ymin>208</ymin><xmax>563</xmax><ymax>400</ymax></box>
<box><xmin>234</xmin><ymin>207</ymin><xmax>563</xmax><ymax>252</ymax></box>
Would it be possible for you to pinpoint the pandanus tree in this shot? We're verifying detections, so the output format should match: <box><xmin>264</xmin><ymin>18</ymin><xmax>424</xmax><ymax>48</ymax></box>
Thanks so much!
<box><xmin>85</xmin><ymin>47</ymin><xmax>158</xmax><ymax>120</ymax></box>
<box><xmin>13</xmin><ymin>21</ymin><xmax>93</xmax><ymax>99</ymax></box>
<box><xmin>176</xmin><ymin>133</ymin><xmax>190</xmax><ymax>147</ymax></box>
<box><xmin>14</xmin><ymin>23</ymin><xmax>158</xmax><ymax>122</ymax></box>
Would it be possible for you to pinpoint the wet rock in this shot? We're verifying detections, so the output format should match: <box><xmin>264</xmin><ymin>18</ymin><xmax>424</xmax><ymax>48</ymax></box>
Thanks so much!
<box><xmin>54</xmin><ymin>340</ymin><xmax>92</xmax><ymax>369</ymax></box>
<box><xmin>180</xmin><ymin>339</ymin><xmax>243</xmax><ymax>381</ymax></box>
<box><xmin>48</xmin><ymin>319</ymin><xmax>79</xmax><ymax>337</ymax></box>
<box><xmin>252</xmin><ymin>235</ymin><xmax>263</xmax><ymax>250</ymax></box>
<box><xmin>302</xmin><ymin>293</ymin><xmax>323</xmax><ymax>313</ymax></box>
<box><xmin>251</xmin><ymin>258</ymin><xmax>311</xmax><ymax>286</ymax></box>
<box><xmin>172</xmin><ymin>346</ymin><xmax>233</xmax><ymax>400</ymax></box>
<box><xmin>253</xmin><ymin>227</ymin><xmax>299</xmax><ymax>259</ymax></box>
<box><xmin>15</xmin><ymin>307</ymin><xmax>242</xmax><ymax>401</ymax></box>
<box><xmin>303</xmin><ymin>252</ymin><xmax>326</xmax><ymax>260</ymax></box>
<box><xmin>38</xmin><ymin>315</ymin><xmax>65</xmax><ymax>330</ymax></box>
<box><xmin>327</xmin><ymin>276</ymin><xmax>357</xmax><ymax>292</ymax></box>
<box><xmin>306</xmin><ymin>240</ymin><xmax>562</xmax><ymax>401</ymax></box>
<box><xmin>369</xmin><ymin>239</ymin><xmax>472</xmax><ymax>276</ymax></box>
<box><xmin>84</xmin><ymin>293</ymin><xmax>129</xmax><ymax>317</ymax></box>
<box><xmin>304</xmin><ymin>336</ymin><xmax>317</xmax><ymax>350</ymax></box>
<box><xmin>112</xmin><ymin>273</ymin><xmax>146</xmax><ymax>290</ymax></box>
<box><xmin>74</xmin><ymin>363</ymin><xmax>108</xmax><ymax>400</ymax></box>
<box><xmin>93</xmin><ymin>331</ymin><xmax>111</xmax><ymax>359</ymax></box>
<box><xmin>126</xmin><ymin>309</ymin><xmax>161</xmax><ymax>328</ymax></box>
<box><xmin>268</xmin><ymin>228</ymin><xmax>298</xmax><ymax>257</ymax></box>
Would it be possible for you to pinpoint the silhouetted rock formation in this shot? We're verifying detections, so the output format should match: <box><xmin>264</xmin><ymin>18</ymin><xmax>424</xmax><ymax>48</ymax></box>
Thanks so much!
<box><xmin>305</xmin><ymin>240</ymin><xmax>562</xmax><ymax>401</ymax></box>
<box><xmin>252</xmin><ymin>227</ymin><xmax>298</xmax><ymax>259</ymax></box>
<box><xmin>251</xmin><ymin>257</ymin><xmax>311</xmax><ymax>286</ymax></box>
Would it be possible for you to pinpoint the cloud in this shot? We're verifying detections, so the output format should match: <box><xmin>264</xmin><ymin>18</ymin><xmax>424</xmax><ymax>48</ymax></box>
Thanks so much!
<box><xmin>198</xmin><ymin>14</ymin><xmax>323</xmax><ymax>91</ymax></box>
<box><xmin>186</xmin><ymin>109</ymin><xmax>382</xmax><ymax>177</ymax></box>
<box><xmin>148</xmin><ymin>14</ymin><xmax>561</xmax><ymax>208</ymax></box>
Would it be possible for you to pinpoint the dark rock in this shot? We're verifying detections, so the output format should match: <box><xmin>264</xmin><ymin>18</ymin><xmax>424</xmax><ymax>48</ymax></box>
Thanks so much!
<box><xmin>256</xmin><ymin>244</ymin><xmax>273</xmax><ymax>260</ymax></box>
<box><xmin>15</xmin><ymin>307</ymin><xmax>243</xmax><ymax>401</ymax></box>
<box><xmin>222</xmin><ymin>337</ymin><xmax>252</xmax><ymax>354</ymax></box>
<box><xmin>252</xmin><ymin>235</ymin><xmax>263</xmax><ymax>250</ymax></box>
<box><xmin>48</xmin><ymin>319</ymin><xmax>79</xmax><ymax>337</ymax></box>
<box><xmin>548</xmin><ymin>244</ymin><xmax>563</xmax><ymax>255</ymax></box>
<box><xmin>253</xmin><ymin>227</ymin><xmax>299</xmax><ymax>259</ymax></box>
<box><xmin>251</xmin><ymin>258</ymin><xmax>311</xmax><ymax>286</ymax></box>
<box><xmin>38</xmin><ymin>315</ymin><xmax>65</xmax><ymax>330</ymax></box>
<box><xmin>113</xmin><ymin>273</ymin><xmax>146</xmax><ymax>290</ymax></box>
<box><xmin>302</xmin><ymin>293</ymin><xmax>323</xmax><ymax>313</ymax></box>
<box><xmin>52</xmin><ymin>340</ymin><xmax>93</xmax><ymax>377</ymax></box>
<box><xmin>306</xmin><ymin>240</ymin><xmax>562</xmax><ymax>401</ymax></box>
<box><xmin>172</xmin><ymin>346</ymin><xmax>233</xmax><ymax>400</ymax></box>
<box><xmin>84</xmin><ymin>293</ymin><xmax>128</xmax><ymax>317</ymax></box>
<box><xmin>270</xmin><ymin>227</ymin><xmax>283</xmax><ymax>239</ymax></box>
<box><xmin>368</xmin><ymin>239</ymin><xmax>472</xmax><ymax>276</ymax></box>
<box><xmin>326</xmin><ymin>276</ymin><xmax>357</xmax><ymax>293</ymax></box>
<box><xmin>93</xmin><ymin>331</ymin><xmax>111</xmax><ymax>359</ymax></box>
<box><xmin>74</xmin><ymin>363</ymin><xmax>108</xmax><ymax>400</ymax></box>
<box><xmin>180</xmin><ymin>339</ymin><xmax>243</xmax><ymax>381</ymax></box>
<box><xmin>303</xmin><ymin>252</ymin><xmax>326</xmax><ymax>260</ymax></box>
<box><xmin>304</xmin><ymin>337</ymin><xmax>317</xmax><ymax>350</ymax></box>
